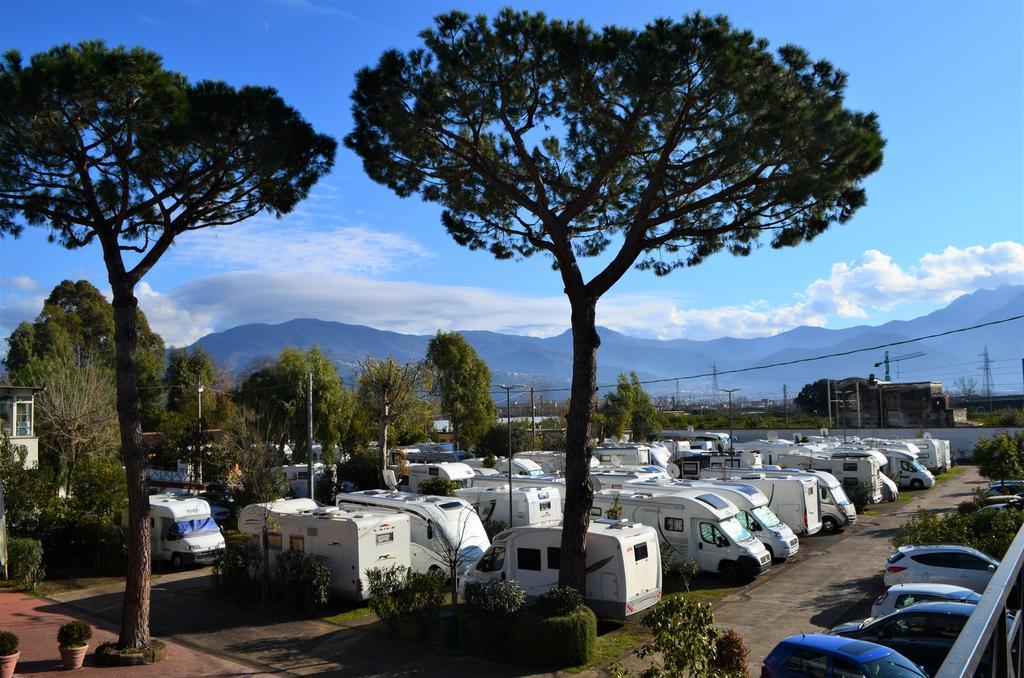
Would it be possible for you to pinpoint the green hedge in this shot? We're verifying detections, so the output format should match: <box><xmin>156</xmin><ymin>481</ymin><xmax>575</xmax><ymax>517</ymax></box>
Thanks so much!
<box><xmin>515</xmin><ymin>605</ymin><xmax>597</xmax><ymax>667</ymax></box>
<box><xmin>8</xmin><ymin>537</ymin><xmax>44</xmax><ymax>586</ymax></box>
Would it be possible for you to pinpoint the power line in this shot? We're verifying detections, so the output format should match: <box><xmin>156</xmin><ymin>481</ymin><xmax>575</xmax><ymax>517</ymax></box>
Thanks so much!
<box><xmin>503</xmin><ymin>313</ymin><xmax>1024</xmax><ymax>396</ymax></box>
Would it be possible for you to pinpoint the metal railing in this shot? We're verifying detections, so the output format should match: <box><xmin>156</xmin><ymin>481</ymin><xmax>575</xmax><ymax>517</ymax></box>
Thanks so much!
<box><xmin>937</xmin><ymin>524</ymin><xmax>1024</xmax><ymax>677</ymax></box>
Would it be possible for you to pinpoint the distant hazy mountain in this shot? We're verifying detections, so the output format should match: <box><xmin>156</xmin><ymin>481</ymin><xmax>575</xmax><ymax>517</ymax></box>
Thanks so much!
<box><xmin>191</xmin><ymin>285</ymin><xmax>1023</xmax><ymax>398</ymax></box>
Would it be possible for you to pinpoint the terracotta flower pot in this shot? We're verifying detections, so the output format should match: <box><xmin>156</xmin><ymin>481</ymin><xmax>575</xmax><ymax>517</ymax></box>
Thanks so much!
<box><xmin>0</xmin><ymin>652</ymin><xmax>19</xmax><ymax>678</ymax></box>
<box><xmin>60</xmin><ymin>644</ymin><xmax>88</xmax><ymax>670</ymax></box>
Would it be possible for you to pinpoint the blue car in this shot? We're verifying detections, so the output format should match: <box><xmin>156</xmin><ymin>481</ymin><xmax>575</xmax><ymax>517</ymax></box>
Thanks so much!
<box><xmin>762</xmin><ymin>633</ymin><xmax>926</xmax><ymax>677</ymax></box>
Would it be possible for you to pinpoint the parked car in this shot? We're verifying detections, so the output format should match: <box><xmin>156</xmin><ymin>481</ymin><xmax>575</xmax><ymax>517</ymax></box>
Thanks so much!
<box><xmin>762</xmin><ymin>633</ymin><xmax>926</xmax><ymax>677</ymax></box>
<box><xmin>884</xmin><ymin>544</ymin><xmax>998</xmax><ymax>593</ymax></box>
<box><xmin>830</xmin><ymin>601</ymin><xmax>980</xmax><ymax>674</ymax></box>
<box><xmin>871</xmin><ymin>583</ymin><xmax>982</xmax><ymax>618</ymax></box>
<box><xmin>981</xmin><ymin>494</ymin><xmax>1024</xmax><ymax>508</ymax></box>
<box><xmin>978</xmin><ymin>501</ymin><xmax>1024</xmax><ymax>513</ymax></box>
<box><xmin>985</xmin><ymin>480</ymin><xmax>1024</xmax><ymax>496</ymax></box>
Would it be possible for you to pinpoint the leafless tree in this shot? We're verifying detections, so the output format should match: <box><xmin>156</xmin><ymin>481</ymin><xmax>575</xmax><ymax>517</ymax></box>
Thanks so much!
<box><xmin>427</xmin><ymin>502</ymin><xmax>484</xmax><ymax>609</ymax></box>
<box><xmin>954</xmin><ymin>377</ymin><xmax>980</xmax><ymax>401</ymax></box>
<box><xmin>357</xmin><ymin>357</ymin><xmax>424</xmax><ymax>476</ymax></box>
<box><xmin>31</xmin><ymin>352</ymin><xmax>118</xmax><ymax>496</ymax></box>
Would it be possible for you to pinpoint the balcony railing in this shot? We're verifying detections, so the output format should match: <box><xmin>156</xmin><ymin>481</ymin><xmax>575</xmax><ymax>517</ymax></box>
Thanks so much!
<box><xmin>936</xmin><ymin>524</ymin><xmax>1024</xmax><ymax>677</ymax></box>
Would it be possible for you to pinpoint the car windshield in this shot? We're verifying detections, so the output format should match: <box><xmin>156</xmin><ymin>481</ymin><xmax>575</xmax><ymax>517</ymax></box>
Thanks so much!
<box><xmin>719</xmin><ymin>517</ymin><xmax>753</xmax><ymax>543</ymax></box>
<box><xmin>751</xmin><ymin>505</ymin><xmax>782</xmax><ymax>528</ymax></box>
<box><xmin>862</xmin><ymin>655</ymin><xmax>929</xmax><ymax>677</ymax></box>
<box><xmin>832</xmin><ymin>485</ymin><xmax>851</xmax><ymax>505</ymax></box>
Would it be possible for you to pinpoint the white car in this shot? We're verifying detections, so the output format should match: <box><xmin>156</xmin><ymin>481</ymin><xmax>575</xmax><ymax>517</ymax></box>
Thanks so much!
<box><xmin>884</xmin><ymin>544</ymin><xmax>999</xmax><ymax>593</ymax></box>
<box><xmin>870</xmin><ymin>582</ymin><xmax>982</xmax><ymax>618</ymax></box>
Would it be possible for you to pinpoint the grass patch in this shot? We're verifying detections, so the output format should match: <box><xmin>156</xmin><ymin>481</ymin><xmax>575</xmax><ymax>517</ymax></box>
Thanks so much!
<box><xmin>934</xmin><ymin>466</ymin><xmax>968</xmax><ymax>484</ymax></box>
<box><xmin>563</xmin><ymin>622</ymin><xmax>647</xmax><ymax>674</ymax></box>
<box><xmin>662</xmin><ymin>574</ymin><xmax>742</xmax><ymax>603</ymax></box>
<box><xmin>321</xmin><ymin>603</ymin><xmax>375</xmax><ymax>626</ymax></box>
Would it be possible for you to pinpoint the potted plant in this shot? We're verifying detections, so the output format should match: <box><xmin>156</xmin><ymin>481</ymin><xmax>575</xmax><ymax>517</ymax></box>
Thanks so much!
<box><xmin>57</xmin><ymin>620</ymin><xmax>92</xmax><ymax>670</ymax></box>
<box><xmin>0</xmin><ymin>632</ymin><xmax>18</xmax><ymax>678</ymax></box>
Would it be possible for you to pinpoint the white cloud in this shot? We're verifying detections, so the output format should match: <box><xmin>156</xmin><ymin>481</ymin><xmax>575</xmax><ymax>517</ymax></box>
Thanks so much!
<box><xmin>170</xmin><ymin>222</ymin><xmax>432</xmax><ymax>276</ymax></box>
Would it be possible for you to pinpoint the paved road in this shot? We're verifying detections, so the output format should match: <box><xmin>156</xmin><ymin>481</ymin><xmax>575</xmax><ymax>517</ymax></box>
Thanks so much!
<box><xmin>712</xmin><ymin>467</ymin><xmax>985</xmax><ymax>674</ymax></box>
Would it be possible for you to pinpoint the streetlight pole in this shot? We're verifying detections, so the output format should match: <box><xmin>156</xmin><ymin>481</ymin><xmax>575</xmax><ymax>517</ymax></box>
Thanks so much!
<box><xmin>497</xmin><ymin>384</ymin><xmax>524</xmax><ymax>527</ymax></box>
<box><xmin>720</xmin><ymin>388</ymin><xmax>741</xmax><ymax>452</ymax></box>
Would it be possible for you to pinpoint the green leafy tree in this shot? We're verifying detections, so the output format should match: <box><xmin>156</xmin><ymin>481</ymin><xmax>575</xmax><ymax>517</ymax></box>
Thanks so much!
<box><xmin>600</xmin><ymin>372</ymin><xmax>661</xmax><ymax>442</ymax></box>
<box><xmin>356</xmin><ymin>357</ymin><xmax>428</xmax><ymax>475</ymax></box>
<box><xmin>794</xmin><ymin>379</ymin><xmax>830</xmax><ymax>416</ymax></box>
<box><xmin>346</xmin><ymin>10</ymin><xmax>883</xmax><ymax>591</ymax></box>
<box><xmin>633</xmin><ymin>597</ymin><xmax>720</xmax><ymax>677</ymax></box>
<box><xmin>601</xmin><ymin>374</ymin><xmax>635</xmax><ymax>440</ymax></box>
<box><xmin>477</xmin><ymin>422</ymin><xmax>529</xmax><ymax>457</ymax></box>
<box><xmin>425</xmin><ymin>331</ymin><xmax>495</xmax><ymax>451</ymax></box>
<box><xmin>237</xmin><ymin>347</ymin><xmax>353</xmax><ymax>463</ymax></box>
<box><xmin>629</xmin><ymin>374</ymin><xmax>662</xmax><ymax>442</ymax></box>
<box><xmin>0</xmin><ymin>42</ymin><xmax>335</xmax><ymax>649</ymax></box>
<box><xmin>973</xmin><ymin>433</ymin><xmax>1024</xmax><ymax>484</ymax></box>
<box><xmin>4</xmin><ymin>280</ymin><xmax>165</xmax><ymax>427</ymax></box>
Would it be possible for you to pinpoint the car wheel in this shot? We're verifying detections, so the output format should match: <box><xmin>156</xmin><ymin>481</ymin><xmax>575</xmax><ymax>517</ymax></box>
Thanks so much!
<box><xmin>719</xmin><ymin>561</ymin><xmax>740</xmax><ymax>582</ymax></box>
<box><xmin>171</xmin><ymin>553</ymin><xmax>183</xmax><ymax>570</ymax></box>
<box><xmin>822</xmin><ymin>516</ymin><xmax>839</xmax><ymax>533</ymax></box>
<box><xmin>910</xmin><ymin>479</ymin><xmax>924</xmax><ymax>490</ymax></box>
<box><xmin>765</xmin><ymin>545</ymin><xmax>776</xmax><ymax>562</ymax></box>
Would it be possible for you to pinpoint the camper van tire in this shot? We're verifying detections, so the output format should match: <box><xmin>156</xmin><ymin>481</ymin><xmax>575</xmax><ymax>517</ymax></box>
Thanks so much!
<box><xmin>171</xmin><ymin>553</ymin><xmax>183</xmax><ymax>570</ymax></box>
<box><xmin>909</xmin><ymin>478</ymin><xmax>924</xmax><ymax>490</ymax></box>
<box><xmin>719</xmin><ymin>561</ymin><xmax>741</xmax><ymax>582</ymax></box>
<box><xmin>765</xmin><ymin>545</ymin><xmax>776</xmax><ymax>562</ymax></box>
<box><xmin>821</xmin><ymin>516</ymin><xmax>839</xmax><ymax>533</ymax></box>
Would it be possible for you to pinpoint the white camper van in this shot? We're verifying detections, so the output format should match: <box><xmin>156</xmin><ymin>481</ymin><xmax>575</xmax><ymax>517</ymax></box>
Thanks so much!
<box><xmin>463</xmin><ymin>457</ymin><xmax>546</xmax><ymax>478</ymax></box>
<box><xmin>514</xmin><ymin>451</ymin><xmax>600</xmax><ymax>475</ymax></box>
<box><xmin>626</xmin><ymin>478</ymin><xmax>799</xmax><ymax>560</ymax></box>
<box><xmin>903</xmin><ymin>437</ymin><xmax>952</xmax><ymax>472</ymax></box>
<box><xmin>455</xmin><ymin>485</ymin><xmax>562</xmax><ymax>527</ymax></box>
<box><xmin>404</xmin><ymin>462</ymin><xmax>476</xmax><ymax>494</ymax></box>
<box><xmin>769</xmin><ymin>452</ymin><xmax>883</xmax><ymax>505</ymax></box>
<box><xmin>593</xmin><ymin>445</ymin><xmax>652</xmax><ymax>467</ymax></box>
<box><xmin>461</xmin><ymin>520</ymin><xmax>662</xmax><ymax>619</ymax></box>
<box><xmin>274</xmin><ymin>463</ymin><xmax>325</xmax><ymax>499</ymax></box>
<box><xmin>138</xmin><ymin>494</ymin><xmax>225</xmax><ymax>568</ymax></box>
<box><xmin>238</xmin><ymin>502</ymin><xmax>410</xmax><ymax>601</ymax></box>
<box><xmin>699</xmin><ymin>472</ymin><xmax>823</xmax><ymax>536</ymax></box>
<box><xmin>589</xmin><ymin>466</ymin><xmax>671</xmax><ymax>490</ymax></box>
<box><xmin>336</xmin><ymin>489</ymin><xmax>489</xmax><ymax>575</ymax></box>
<box><xmin>591</xmin><ymin>489</ymin><xmax>772</xmax><ymax>580</ymax></box>
<box><xmin>832</xmin><ymin>446</ymin><xmax>934</xmax><ymax>490</ymax></box>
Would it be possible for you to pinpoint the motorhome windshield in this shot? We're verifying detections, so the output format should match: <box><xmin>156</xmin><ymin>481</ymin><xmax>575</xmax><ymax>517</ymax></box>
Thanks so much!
<box><xmin>524</xmin><ymin>468</ymin><xmax>544</xmax><ymax>477</ymax></box>
<box><xmin>832</xmin><ymin>485</ymin><xmax>851</xmax><ymax>505</ymax></box>
<box><xmin>168</xmin><ymin>517</ymin><xmax>219</xmax><ymax>539</ymax></box>
<box><xmin>719</xmin><ymin>517</ymin><xmax>753</xmax><ymax>544</ymax></box>
<box><xmin>751</xmin><ymin>505</ymin><xmax>782</xmax><ymax>529</ymax></box>
<box><xmin>912</xmin><ymin>460</ymin><xmax>928</xmax><ymax>473</ymax></box>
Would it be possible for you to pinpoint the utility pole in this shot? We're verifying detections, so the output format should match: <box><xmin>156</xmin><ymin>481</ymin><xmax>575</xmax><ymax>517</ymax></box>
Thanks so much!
<box><xmin>193</xmin><ymin>379</ymin><xmax>204</xmax><ymax>493</ymax></box>
<box><xmin>530</xmin><ymin>386</ymin><xmax>537</xmax><ymax>449</ymax></box>
<box><xmin>497</xmin><ymin>384</ymin><xmax>524</xmax><ymax>527</ymax></box>
<box><xmin>720</xmin><ymin>388</ymin><xmax>741</xmax><ymax>452</ymax></box>
<box><xmin>782</xmin><ymin>385</ymin><xmax>789</xmax><ymax>427</ymax></box>
<box><xmin>826</xmin><ymin>378</ymin><xmax>832</xmax><ymax>428</ymax></box>
<box><xmin>856</xmin><ymin>382</ymin><xmax>862</xmax><ymax>428</ymax></box>
<box><xmin>711</xmin><ymin>363</ymin><xmax>720</xmax><ymax>402</ymax></box>
<box><xmin>980</xmin><ymin>347</ymin><xmax>994</xmax><ymax>412</ymax></box>
<box><xmin>307</xmin><ymin>370</ymin><xmax>314</xmax><ymax>500</ymax></box>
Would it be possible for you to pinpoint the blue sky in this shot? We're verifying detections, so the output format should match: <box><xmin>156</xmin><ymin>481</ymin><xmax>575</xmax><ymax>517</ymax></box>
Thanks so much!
<box><xmin>1</xmin><ymin>0</ymin><xmax>1022</xmax><ymax>352</ymax></box>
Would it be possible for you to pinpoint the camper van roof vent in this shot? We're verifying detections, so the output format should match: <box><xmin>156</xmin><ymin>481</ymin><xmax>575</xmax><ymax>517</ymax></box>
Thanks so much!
<box><xmin>696</xmin><ymin>493</ymin><xmax>731</xmax><ymax>510</ymax></box>
<box><xmin>733</xmin><ymin>486</ymin><xmax>758</xmax><ymax>496</ymax></box>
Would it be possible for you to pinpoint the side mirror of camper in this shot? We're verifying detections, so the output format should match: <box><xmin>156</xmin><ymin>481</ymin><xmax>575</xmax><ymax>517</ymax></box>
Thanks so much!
<box><xmin>988</xmin><ymin>564</ymin><xmax>996</xmax><ymax>573</ymax></box>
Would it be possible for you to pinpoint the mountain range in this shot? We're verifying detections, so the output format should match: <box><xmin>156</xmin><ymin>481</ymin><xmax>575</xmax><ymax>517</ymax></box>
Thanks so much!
<box><xmin>191</xmin><ymin>285</ymin><xmax>1024</xmax><ymax>399</ymax></box>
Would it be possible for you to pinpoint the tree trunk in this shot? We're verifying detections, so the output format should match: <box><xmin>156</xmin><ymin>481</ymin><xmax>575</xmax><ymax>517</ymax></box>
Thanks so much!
<box><xmin>558</xmin><ymin>296</ymin><xmax>600</xmax><ymax>592</ymax></box>
<box><xmin>111</xmin><ymin>283</ymin><xmax>151</xmax><ymax>650</ymax></box>
<box><xmin>379</xmin><ymin>403</ymin><xmax>389</xmax><ymax>484</ymax></box>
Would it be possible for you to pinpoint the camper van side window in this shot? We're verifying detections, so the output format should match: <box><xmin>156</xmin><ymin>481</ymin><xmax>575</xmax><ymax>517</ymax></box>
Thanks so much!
<box><xmin>429</xmin><ymin>467</ymin><xmax>439</xmax><ymax>476</ymax></box>
<box><xmin>547</xmin><ymin>547</ymin><xmax>560</xmax><ymax>570</ymax></box>
<box><xmin>634</xmin><ymin>542</ymin><xmax>649</xmax><ymax>562</ymax></box>
<box><xmin>267</xmin><ymin>534</ymin><xmax>282</xmax><ymax>550</ymax></box>
<box><xmin>477</xmin><ymin>547</ymin><xmax>506</xmax><ymax>572</ymax></box>
<box><xmin>664</xmin><ymin>517</ymin><xmax>684</xmax><ymax>532</ymax></box>
<box><xmin>517</xmin><ymin>548</ymin><xmax>542</xmax><ymax>571</ymax></box>
<box><xmin>590</xmin><ymin>507</ymin><xmax>602</xmax><ymax>517</ymax></box>
<box><xmin>819</xmin><ymin>487</ymin><xmax>834</xmax><ymax>505</ymax></box>
<box><xmin>290</xmin><ymin>535</ymin><xmax>304</xmax><ymax>552</ymax></box>
<box><xmin>699</xmin><ymin>523</ymin><xmax>717</xmax><ymax>545</ymax></box>
<box><xmin>540</xmin><ymin>502</ymin><xmax>551</xmax><ymax>511</ymax></box>
<box><xmin>843</xmin><ymin>462</ymin><xmax>857</xmax><ymax>472</ymax></box>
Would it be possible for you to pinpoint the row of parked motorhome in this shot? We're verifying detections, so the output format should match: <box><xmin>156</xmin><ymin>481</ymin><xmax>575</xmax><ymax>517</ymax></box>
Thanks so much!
<box><xmin>218</xmin><ymin>432</ymin><xmax>949</xmax><ymax>622</ymax></box>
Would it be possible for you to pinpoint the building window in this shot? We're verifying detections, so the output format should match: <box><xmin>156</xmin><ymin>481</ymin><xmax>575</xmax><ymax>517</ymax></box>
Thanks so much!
<box><xmin>14</xmin><ymin>401</ymin><xmax>31</xmax><ymax>436</ymax></box>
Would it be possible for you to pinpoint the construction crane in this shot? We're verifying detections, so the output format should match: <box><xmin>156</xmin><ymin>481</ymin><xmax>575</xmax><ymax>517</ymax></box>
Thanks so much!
<box><xmin>874</xmin><ymin>350</ymin><xmax>926</xmax><ymax>381</ymax></box>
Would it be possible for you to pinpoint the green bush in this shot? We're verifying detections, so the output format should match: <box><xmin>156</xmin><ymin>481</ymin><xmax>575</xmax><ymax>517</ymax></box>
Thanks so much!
<box><xmin>973</xmin><ymin>433</ymin><xmax>1024</xmax><ymax>482</ymax></box>
<box><xmin>213</xmin><ymin>540</ymin><xmax>263</xmax><ymax>599</ymax></box>
<box><xmin>417</xmin><ymin>476</ymin><xmax>457</xmax><ymax>496</ymax></box>
<box><xmin>893</xmin><ymin>507</ymin><xmax>1024</xmax><ymax>559</ymax></box>
<box><xmin>8</xmin><ymin>537</ymin><xmax>44</xmax><ymax>586</ymax></box>
<box><xmin>635</xmin><ymin>597</ymin><xmax>719</xmax><ymax>677</ymax></box>
<box><xmin>465</xmin><ymin>580</ymin><xmax>526</xmax><ymax>618</ymax></box>
<box><xmin>57</xmin><ymin>620</ymin><xmax>92</xmax><ymax>648</ymax></box>
<box><xmin>482</xmin><ymin>518</ymin><xmax>509</xmax><ymax>540</ymax></box>
<box><xmin>302</xmin><ymin>556</ymin><xmax>331</xmax><ymax>615</ymax></box>
<box><xmin>848</xmin><ymin>482</ymin><xmax>875</xmax><ymax>513</ymax></box>
<box><xmin>0</xmin><ymin>631</ymin><xmax>18</xmax><ymax>656</ymax></box>
<box><xmin>534</xmin><ymin>587</ymin><xmax>584</xmax><ymax>618</ymax></box>
<box><xmin>515</xmin><ymin>606</ymin><xmax>596</xmax><ymax>667</ymax></box>
<box><xmin>366</xmin><ymin>565</ymin><xmax>409</xmax><ymax>631</ymax></box>
<box><xmin>483</xmin><ymin>454</ymin><xmax>497</xmax><ymax>469</ymax></box>
<box><xmin>406</xmin><ymin>570</ymin><xmax>446</xmax><ymax>634</ymax></box>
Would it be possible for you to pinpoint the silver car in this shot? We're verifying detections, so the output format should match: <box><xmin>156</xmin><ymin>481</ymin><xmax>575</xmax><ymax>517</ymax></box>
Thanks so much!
<box><xmin>884</xmin><ymin>544</ymin><xmax>998</xmax><ymax>593</ymax></box>
<box><xmin>871</xmin><ymin>582</ymin><xmax>982</xmax><ymax>618</ymax></box>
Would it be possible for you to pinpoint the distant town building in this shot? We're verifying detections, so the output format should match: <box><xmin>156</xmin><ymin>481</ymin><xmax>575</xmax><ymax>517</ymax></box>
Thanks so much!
<box><xmin>834</xmin><ymin>377</ymin><xmax>961</xmax><ymax>428</ymax></box>
<box><xmin>0</xmin><ymin>385</ymin><xmax>41</xmax><ymax>467</ymax></box>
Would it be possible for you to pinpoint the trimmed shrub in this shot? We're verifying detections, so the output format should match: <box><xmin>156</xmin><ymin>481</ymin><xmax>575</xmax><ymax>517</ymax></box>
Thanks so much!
<box><xmin>712</xmin><ymin>628</ymin><xmax>750</xmax><ymax>675</ymax></box>
<box><xmin>515</xmin><ymin>606</ymin><xmax>596</xmax><ymax>667</ymax></box>
<box><xmin>213</xmin><ymin>540</ymin><xmax>263</xmax><ymax>599</ymax></box>
<box><xmin>483</xmin><ymin>454</ymin><xmax>497</xmax><ymax>469</ymax></box>
<box><xmin>407</xmin><ymin>570</ymin><xmax>446</xmax><ymax>634</ymax></box>
<box><xmin>465</xmin><ymin>580</ymin><xmax>526</xmax><ymax>618</ymax></box>
<box><xmin>0</xmin><ymin>631</ymin><xmax>18</xmax><ymax>656</ymax></box>
<box><xmin>366</xmin><ymin>565</ymin><xmax>410</xmax><ymax>631</ymax></box>
<box><xmin>535</xmin><ymin>587</ymin><xmax>584</xmax><ymax>618</ymax></box>
<box><xmin>8</xmin><ymin>537</ymin><xmax>44</xmax><ymax>586</ymax></box>
<box><xmin>57</xmin><ymin>620</ymin><xmax>92</xmax><ymax>648</ymax></box>
<box><xmin>418</xmin><ymin>476</ymin><xmax>457</xmax><ymax>497</ymax></box>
